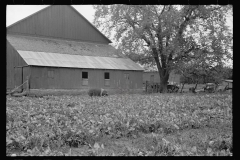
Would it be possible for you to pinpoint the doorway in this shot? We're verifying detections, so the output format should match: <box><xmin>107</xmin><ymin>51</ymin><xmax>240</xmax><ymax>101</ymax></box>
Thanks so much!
<box><xmin>124</xmin><ymin>73</ymin><xmax>130</xmax><ymax>89</ymax></box>
<box><xmin>150</xmin><ymin>75</ymin><xmax>154</xmax><ymax>83</ymax></box>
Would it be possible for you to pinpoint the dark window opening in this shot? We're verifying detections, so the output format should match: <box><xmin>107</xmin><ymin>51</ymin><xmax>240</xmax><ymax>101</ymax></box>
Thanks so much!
<box><xmin>82</xmin><ymin>72</ymin><xmax>88</xmax><ymax>86</ymax></box>
<box><xmin>104</xmin><ymin>72</ymin><xmax>110</xmax><ymax>86</ymax></box>
<box><xmin>104</xmin><ymin>72</ymin><xmax>110</xmax><ymax>79</ymax></box>
<box><xmin>82</xmin><ymin>72</ymin><xmax>88</xmax><ymax>79</ymax></box>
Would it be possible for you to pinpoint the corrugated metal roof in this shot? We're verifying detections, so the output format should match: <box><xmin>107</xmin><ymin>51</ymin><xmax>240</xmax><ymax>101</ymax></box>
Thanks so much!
<box><xmin>18</xmin><ymin>50</ymin><xmax>144</xmax><ymax>71</ymax></box>
<box><xmin>7</xmin><ymin>34</ymin><xmax>125</xmax><ymax>58</ymax></box>
<box><xmin>224</xmin><ymin>79</ymin><xmax>233</xmax><ymax>83</ymax></box>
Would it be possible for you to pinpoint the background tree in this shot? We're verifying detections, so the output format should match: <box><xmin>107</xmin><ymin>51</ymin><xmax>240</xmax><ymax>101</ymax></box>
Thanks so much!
<box><xmin>94</xmin><ymin>5</ymin><xmax>232</xmax><ymax>93</ymax></box>
<box><xmin>178</xmin><ymin>56</ymin><xmax>232</xmax><ymax>93</ymax></box>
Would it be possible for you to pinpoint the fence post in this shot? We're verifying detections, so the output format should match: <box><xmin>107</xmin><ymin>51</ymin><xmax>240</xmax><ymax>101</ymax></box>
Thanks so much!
<box><xmin>151</xmin><ymin>82</ymin><xmax>153</xmax><ymax>93</ymax></box>
<box><xmin>153</xmin><ymin>83</ymin><xmax>155</xmax><ymax>93</ymax></box>
<box><xmin>26</xmin><ymin>76</ymin><xmax>29</xmax><ymax>93</ymax></box>
<box><xmin>145</xmin><ymin>81</ymin><xmax>148</xmax><ymax>92</ymax></box>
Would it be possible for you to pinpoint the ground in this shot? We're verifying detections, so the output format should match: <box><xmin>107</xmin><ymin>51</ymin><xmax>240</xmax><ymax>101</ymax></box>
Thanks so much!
<box><xmin>6</xmin><ymin>90</ymin><xmax>232</xmax><ymax>156</ymax></box>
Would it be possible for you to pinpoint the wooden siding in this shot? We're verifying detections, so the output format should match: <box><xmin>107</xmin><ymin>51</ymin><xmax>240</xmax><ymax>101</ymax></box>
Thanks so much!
<box><xmin>7</xmin><ymin>5</ymin><xmax>110</xmax><ymax>44</ymax></box>
<box><xmin>143</xmin><ymin>71</ymin><xmax>180</xmax><ymax>84</ymax></box>
<box><xmin>169</xmin><ymin>72</ymin><xmax>181</xmax><ymax>83</ymax></box>
<box><xmin>222</xmin><ymin>81</ymin><xmax>232</xmax><ymax>88</ymax></box>
<box><xmin>7</xmin><ymin>41</ymin><xmax>28</xmax><ymax>90</ymax></box>
<box><xmin>143</xmin><ymin>72</ymin><xmax>161</xmax><ymax>84</ymax></box>
<box><xmin>29</xmin><ymin>66</ymin><xmax>143</xmax><ymax>90</ymax></box>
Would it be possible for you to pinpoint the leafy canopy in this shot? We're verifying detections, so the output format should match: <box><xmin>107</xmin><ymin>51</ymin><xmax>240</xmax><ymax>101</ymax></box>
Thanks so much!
<box><xmin>93</xmin><ymin>5</ymin><xmax>232</xmax><ymax>71</ymax></box>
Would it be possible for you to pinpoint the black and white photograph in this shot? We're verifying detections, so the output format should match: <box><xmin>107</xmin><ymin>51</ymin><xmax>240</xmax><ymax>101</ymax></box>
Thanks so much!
<box><xmin>6</xmin><ymin>5</ymin><xmax>232</xmax><ymax>156</ymax></box>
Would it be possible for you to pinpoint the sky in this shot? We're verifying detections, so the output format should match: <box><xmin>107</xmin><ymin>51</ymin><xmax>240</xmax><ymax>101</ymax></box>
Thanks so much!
<box><xmin>6</xmin><ymin>5</ymin><xmax>233</xmax><ymax>36</ymax></box>
<box><xmin>6</xmin><ymin>5</ymin><xmax>233</xmax><ymax>27</ymax></box>
<box><xmin>6</xmin><ymin>5</ymin><xmax>95</xmax><ymax>27</ymax></box>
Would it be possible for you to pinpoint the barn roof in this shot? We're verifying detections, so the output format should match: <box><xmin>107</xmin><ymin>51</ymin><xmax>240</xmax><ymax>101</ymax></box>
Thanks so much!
<box><xmin>17</xmin><ymin>50</ymin><xmax>143</xmax><ymax>71</ymax></box>
<box><xmin>7</xmin><ymin>35</ymin><xmax>143</xmax><ymax>71</ymax></box>
<box><xmin>7</xmin><ymin>34</ymin><xmax>124</xmax><ymax>58</ymax></box>
<box><xmin>224</xmin><ymin>79</ymin><xmax>233</xmax><ymax>83</ymax></box>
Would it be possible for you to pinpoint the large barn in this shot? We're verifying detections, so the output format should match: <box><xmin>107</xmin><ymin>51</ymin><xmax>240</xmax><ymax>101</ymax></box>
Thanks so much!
<box><xmin>7</xmin><ymin>5</ymin><xmax>144</xmax><ymax>91</ymax></box>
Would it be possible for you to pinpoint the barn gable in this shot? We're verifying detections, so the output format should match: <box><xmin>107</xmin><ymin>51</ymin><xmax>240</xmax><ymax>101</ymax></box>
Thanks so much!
<box><xmin>7</xmin><ymin>5</ymin><xmax>111</xmax><ymax>44</ymax></box>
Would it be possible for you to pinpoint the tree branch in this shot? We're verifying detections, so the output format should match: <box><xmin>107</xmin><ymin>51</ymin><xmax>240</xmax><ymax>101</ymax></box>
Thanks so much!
<box><xmin>177</xmin><ymin>6</ymin><xmax>199</xmax><ymax>42</ymax></box>
<box><xmin>160</xmin><ymin>5</ymin><xmax>166</xmax><ymax>16</ymax></box>
<box><xmin>153</xmin><ymin>5</ymin><xmax>166</xmax><ymax>18</ymax></box>
<box><xmin>146</xmin><ymin>28</ymin><xmax>157</xmax><ymax>47</ymax></box>
<box><xmin>166</xmin><ymin>35</ymin><xmax>170</xmax><ymax>48</ymax></box>
<box><xmin>172</xmin><ymin>46</ymin><xmax>200</xmax><ymax>62</ymax></box>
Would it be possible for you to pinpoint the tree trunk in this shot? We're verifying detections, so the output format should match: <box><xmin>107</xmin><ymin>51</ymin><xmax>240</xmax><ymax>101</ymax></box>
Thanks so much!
<box><xmin>152</xmin><ymin>48</ymin><xmax>170</xmax><ymax>93</ymax></box>
<box><xmin>159</xmin><ymin>70</ymin><xmax>169</xmax><ymax>93</ymax></box>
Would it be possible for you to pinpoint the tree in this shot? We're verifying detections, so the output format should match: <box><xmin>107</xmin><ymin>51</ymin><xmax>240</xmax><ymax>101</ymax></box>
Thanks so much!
<box><xmin>177</xmin><ymin>56</ymin><xmax>232</xmax><ymax>93</ymax></box>
<box><xmin>94</xmin><ymin>5</ymin><xmax>232</xmax><ymax>93</ymax></box>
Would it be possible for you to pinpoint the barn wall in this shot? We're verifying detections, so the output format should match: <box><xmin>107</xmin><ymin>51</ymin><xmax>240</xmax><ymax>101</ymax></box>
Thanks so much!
<box><xmin>30</xmin><ymin>66</ymin><xmax>81</xmax><ymax>89</ymax></box>
<box><xmin>143</xmin><ymin>71</ymin><xmax>180</xmax><ymax>84</ymax></box>
<box><xmin>29</xmin><ymin>66</ymin><xmax>143</xmax><ymax>90</ymax></box>
<box><xmin>106</xmin><ymin>70</ymin><xmax>143</xmax><ymax>90</ymax></box>
<box><xmin>6</xmin><ymin>41</ymin><xmax>28</xmax><ymax>90</ymax></box>
<box><xmin>86</xmin><ymin>69</ymin><xmax>143</xmax><ymax>90</ymax></box>
<box><xmin>143</xmin><ymin>72</ymin><xmax>161</xmax><ymax>84</ymax></box>
<box><xmin>7</xmin><ymin>5</ymin><xmax>110</xmax><ymax>44</ymax></box>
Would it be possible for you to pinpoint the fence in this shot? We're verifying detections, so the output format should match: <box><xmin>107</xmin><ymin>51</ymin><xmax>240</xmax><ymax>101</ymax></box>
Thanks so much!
<box><xmin>145</xmin><ymin>81</ymin><xmax>161</xmax><ymax>93</ymax></box>
<box><xmin>144</xmin><ymin>81</ymin><xmax>181</xmax><ymax>93</ymax></box>
<box><xmin>7</xmin><ymin>76</ymin><xmax>30</xmax><ymax>95</ymax></box>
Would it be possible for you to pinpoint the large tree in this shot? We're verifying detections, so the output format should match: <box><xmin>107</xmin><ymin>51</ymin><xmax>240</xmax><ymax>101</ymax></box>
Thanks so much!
<box><xmin>93</xmin><ymin>5</ymin><xmax>232</xmax><ymax>93</ymax></box>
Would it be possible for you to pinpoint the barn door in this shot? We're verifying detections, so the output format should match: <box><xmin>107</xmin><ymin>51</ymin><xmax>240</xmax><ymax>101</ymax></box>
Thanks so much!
<box><xmin>48</xmin><ymin>70</ymin><xmax>55</xmax><ymax>89</ymax></box>
<box><xmin>124</xmin><ymin>73</ymin><xmax>130</xmax><ymax>89</ymax></box>
<box><xmin>14</xmin><ymin>67</ymin><xmax>23</xmax><ymax>92</ymax></box>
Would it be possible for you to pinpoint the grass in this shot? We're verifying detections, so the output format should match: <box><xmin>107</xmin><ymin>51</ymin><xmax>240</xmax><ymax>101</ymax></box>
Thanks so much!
<box><xmin>10</xmin><ymin>83</ymin><xmax>221</xmax><ymax>97</ymax></box>
<box><xmin>6</xmin><ymin>92</ymin><xmax>232</xmax><ymax>156</ymax></box>
<box><xmin>24</xmin><ymin>88</ymin><xmax>145</xmax><ymax>97</ymax></box>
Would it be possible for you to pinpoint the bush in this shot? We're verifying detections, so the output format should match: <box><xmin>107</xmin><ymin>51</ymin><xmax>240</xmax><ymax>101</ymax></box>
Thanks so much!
<box><xmin>88</xmin><ymin>88</ymin><xmax>108</xmax><ymax>97</ymax></box>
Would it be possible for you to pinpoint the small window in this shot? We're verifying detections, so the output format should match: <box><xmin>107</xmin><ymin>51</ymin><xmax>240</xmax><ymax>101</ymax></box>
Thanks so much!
<box><xmin>104</xmin><ymin>72</ymin><xmax>110</xmax><ymax>86</ymax></box>
<box><xmin>82</xmin><ymin>72</ymin><xmax>88</xmax><ymax>79</ymax></box>
<box><xmin>104</xmin><ymin>72</ymin><xmax>110</xmax><ymax>79</ymax></box>
<box><xmin>82</xmin><ymin>72</ymin><xmax>88</xmax><ymax>86</ymax></box>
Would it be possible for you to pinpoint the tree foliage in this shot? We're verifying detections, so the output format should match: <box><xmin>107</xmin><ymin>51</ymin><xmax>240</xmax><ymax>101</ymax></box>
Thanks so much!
<box><xmin>93</xmin><ymin>5</ymin><xmax>232</xmax><ymax>92</ymax></box>
<box><xmin>178</xmin><ymin>61</ymin><xmax>232</xmax><ymax>85</ymax></box>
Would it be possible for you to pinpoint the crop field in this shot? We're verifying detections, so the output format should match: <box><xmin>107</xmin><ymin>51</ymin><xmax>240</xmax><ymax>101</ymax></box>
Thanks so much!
<box><xmin>7</xmin><ymin>92</ymin><xmax>232</xmax><ymax>156</ymax></box>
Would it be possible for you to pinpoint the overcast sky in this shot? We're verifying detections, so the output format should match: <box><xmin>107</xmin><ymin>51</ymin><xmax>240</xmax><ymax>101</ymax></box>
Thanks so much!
<box><xmin>6</xmin><ymin>5</ymin><xmax>95</xmax><ymax>27</ymax></box>
<box><xmin>7</xmin><ymin>5</ymin><xmax>233</xmax><ymax>28</ymax></box>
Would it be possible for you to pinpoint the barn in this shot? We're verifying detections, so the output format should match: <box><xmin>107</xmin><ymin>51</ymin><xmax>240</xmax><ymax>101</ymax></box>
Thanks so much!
<box><xmin>7</xmin><ymin>5</ymin><xmax>144</xmax><ymax>92</ymax></box>
<box><xmin>143</xmin><ymin>71</ymin><xmax>181</xmax><ymax>85</ymax></box>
